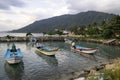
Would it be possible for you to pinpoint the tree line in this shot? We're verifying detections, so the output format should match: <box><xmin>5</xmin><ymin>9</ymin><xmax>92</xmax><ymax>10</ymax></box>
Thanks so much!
<box><xmin>69</xmin><ymin>15</ymin><xmax>120</xmax><ymax>39</ymax></box>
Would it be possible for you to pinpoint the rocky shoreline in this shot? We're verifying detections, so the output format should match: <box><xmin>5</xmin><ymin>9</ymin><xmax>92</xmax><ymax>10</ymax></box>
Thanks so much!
<box><xmin>57</xmin><ymin>58</ymin><xmax>119</xmax><ymax>80</ymax></box>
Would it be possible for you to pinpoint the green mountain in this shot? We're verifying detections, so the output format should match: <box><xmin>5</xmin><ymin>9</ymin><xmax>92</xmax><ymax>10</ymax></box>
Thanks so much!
<box><xmin>11</xmin><ymin>11</ymin><xmax>114</xmax><ymax>33</ymax></box>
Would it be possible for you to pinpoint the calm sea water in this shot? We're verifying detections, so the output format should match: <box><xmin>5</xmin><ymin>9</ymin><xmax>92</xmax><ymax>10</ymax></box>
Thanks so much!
<box><xmin>0</xmin><ymin>42</ymin><xmax>120</xmax><ymax>80</ymax></box>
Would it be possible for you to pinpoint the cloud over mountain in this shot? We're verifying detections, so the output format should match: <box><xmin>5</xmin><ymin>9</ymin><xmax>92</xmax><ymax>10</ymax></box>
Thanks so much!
<box><xmin>67</xmin><ymin>0</ymin><xmax>120</xmax><ymax>14</ymax></box>
<box><xmin>0</xmin><ymin>0</ymin><xmax>24</xmax><ymax>10</ymax></box>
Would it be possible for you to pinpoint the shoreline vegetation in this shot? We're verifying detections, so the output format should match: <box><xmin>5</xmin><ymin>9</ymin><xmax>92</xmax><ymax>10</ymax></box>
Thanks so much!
<box><xmin>86</xmin><ymin>59</ymin><xmax>120</xmax><ymax>80</ymax></box>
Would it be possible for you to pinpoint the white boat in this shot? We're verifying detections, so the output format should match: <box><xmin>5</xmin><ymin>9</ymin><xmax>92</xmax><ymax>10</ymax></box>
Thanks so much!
<box><xmin>4</xmin><ymin>44</ymin><xmax>23</xmax><ymax>64</ymax></box>
<box><xmin>71</xmin><ymin>45</ymin><xmax>98</xmax><ymax>54</ymax></box>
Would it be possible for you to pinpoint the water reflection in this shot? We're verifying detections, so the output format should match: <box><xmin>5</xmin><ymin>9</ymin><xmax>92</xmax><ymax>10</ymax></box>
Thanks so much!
<box><xmin>26</xmin><ymin>42</ymin><xmax>36</xmax><ymax>50</ymax></box>
<box><xmin>81</xmin><ymin>53</ymin><xmax>97</xmax><ymax>61</ymax></box>
<box><xmin>99</xmin><ymin>45</ymin><xmax>120</xmax><ymax>59</ymax></box>
<box><xmin>72</xmin><ymin>51</ymin><xmax>98</xmax><ymax>62</ymax></box>
<box><xmin>7</xmin><ymin>42</ymin><xmax>13</xmax><ymax>48</ymax></box>
<box><xmin>4</xmin><ymin>62</ymin><xmax>24</xmax><ymax>80</ymax></box>
<box><xmin>35</xmin><ymin>51</ymin><xmax>58</xmax><ymax>66</ymax></box>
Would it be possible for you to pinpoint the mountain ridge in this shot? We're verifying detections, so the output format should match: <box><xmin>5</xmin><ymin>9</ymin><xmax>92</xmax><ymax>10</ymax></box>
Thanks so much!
<box><xmin>11</xmin><ymin>11</ymin><xmax>115</xmax><ymax>33</ymax></box>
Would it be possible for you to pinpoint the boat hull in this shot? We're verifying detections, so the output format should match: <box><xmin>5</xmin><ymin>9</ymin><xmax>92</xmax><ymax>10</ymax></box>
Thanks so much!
<box><xmin>71</xmin><ymin>47</ymin><xmax>98</xmax><ymax>54</ymax></box>
<box><xmin>6</xmin><ymin>57</ymin><xmax>22</xmax><ymax>64</ymax></box>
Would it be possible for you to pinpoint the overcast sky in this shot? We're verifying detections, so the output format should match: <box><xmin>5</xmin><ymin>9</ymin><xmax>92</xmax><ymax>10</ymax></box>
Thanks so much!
<box><xmin>0</xmin><ymin>0</ymin><xmax>120</xmax><ymax>31</ymax></box>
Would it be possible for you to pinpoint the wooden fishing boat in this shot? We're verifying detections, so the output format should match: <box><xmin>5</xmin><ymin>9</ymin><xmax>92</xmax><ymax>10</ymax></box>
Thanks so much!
<box><xmin>71</xmin><ymin>45</ymin><xmax>98</xmax><ymax>54</ymax></box>
<box><xmin>36</xmin><ymin>46</ymin><xmax>59</xmax><ymax>56</ymax></box>
<box><xmin>4</xmin><ymin>44</ymin><xmax>23</xmax><ymax>64</ymax></box>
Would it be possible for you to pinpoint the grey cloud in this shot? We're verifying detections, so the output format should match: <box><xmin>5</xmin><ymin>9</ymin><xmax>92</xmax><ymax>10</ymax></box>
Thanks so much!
<box><xmin>66</xmin><ymin>0</ymin><xmax>99</xmax><ymax>13</ymax></box>
<box><xmin>0</xmin><ymin>0</ymin><xmax>24</xmax><ymax>10</ymax></box>
<box><xmin>66</xmin><ymin>0</ymin><xmax>120</xmax><ymax>14</ymax></box>
<box><xmin>0</xmin><ymin>5</ymin><xmax>9</xmax><ymax>10</ymax></box>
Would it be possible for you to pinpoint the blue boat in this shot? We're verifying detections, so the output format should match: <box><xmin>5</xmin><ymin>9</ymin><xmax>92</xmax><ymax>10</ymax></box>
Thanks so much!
<box><xmin>36</xmin><ymin>45</ymin><xmax>59</xmax><ymax>56</ymax></box>
<box><xmin>71</xmin><ymin>45</ymin><xmax>98</xmax><ymax>54</ymax></box>
<box><xmin>4</xmin><ymin>44</ymin><xmax>23</xmax><ymax>64</ymax></box>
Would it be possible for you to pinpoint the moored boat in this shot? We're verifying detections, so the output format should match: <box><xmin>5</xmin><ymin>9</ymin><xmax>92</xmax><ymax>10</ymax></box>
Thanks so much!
<box><xmin>71</xmin><ymin>45</ymin><xmax>98</xmax><ymax>54</ymax></box>
<box><xmin>36</xmin><ymin>46</ymin><xmax>59</xmax><ymax>56</ymax></box>
<box><xmin>4</xmin><ymin>44</ymin><xmax>23</xmax><ymax>64</ymax></box>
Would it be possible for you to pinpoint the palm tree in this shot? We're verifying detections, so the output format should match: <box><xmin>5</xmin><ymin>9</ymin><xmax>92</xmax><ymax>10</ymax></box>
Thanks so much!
<box><xmin>26</xmin><ymin>32</ymin><xmax>32</xmax><ymax>37</ymax></box>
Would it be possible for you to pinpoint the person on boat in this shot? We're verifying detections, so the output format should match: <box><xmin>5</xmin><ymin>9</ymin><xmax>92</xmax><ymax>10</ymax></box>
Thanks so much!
<box><xmin>71</xmin><ymin>41</ymin><xmax>76</xmax><ymax>49</ymax></box>
<box><xmin>11</xmin><ymin>43</ymin><xmax>17</xmax><ymax>52</ymax></box>
<box><xmin>36</xmin><ymin>43</ymin><xmax>43</xmax><ymax>49</ymax></box>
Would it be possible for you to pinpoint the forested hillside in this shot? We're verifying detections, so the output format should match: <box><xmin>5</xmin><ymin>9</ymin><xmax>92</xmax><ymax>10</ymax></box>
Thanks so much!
<box><xmin>11</xmin><ymin>11</ymin><xmax>114</xmax><ymax>33</ymax></box>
